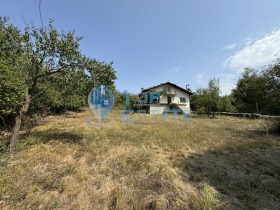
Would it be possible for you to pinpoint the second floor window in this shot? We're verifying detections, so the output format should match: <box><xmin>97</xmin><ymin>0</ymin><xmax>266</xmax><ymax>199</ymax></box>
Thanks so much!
<box><xmin>180</xmin><ymin>97</ymin><xmax>186</xmax><ymax>103</ymax></box>
<box><xmin>163</xmin><ymin>86</ymin><xmax>171</xmax><ymax>92</ymax></box>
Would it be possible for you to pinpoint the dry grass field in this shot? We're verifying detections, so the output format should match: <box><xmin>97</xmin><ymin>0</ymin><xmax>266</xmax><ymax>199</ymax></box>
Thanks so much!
<box><xmin>0</xmin><ymin>110</ymin><xmax>280</xmax><ymax>209</ymax></box>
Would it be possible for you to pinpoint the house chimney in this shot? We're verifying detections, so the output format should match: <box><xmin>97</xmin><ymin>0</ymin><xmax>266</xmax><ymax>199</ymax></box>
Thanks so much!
<box><xmin>186</xmin><ymin>84</ymin><xmax>190</xmax><ymax>90</ymax></box>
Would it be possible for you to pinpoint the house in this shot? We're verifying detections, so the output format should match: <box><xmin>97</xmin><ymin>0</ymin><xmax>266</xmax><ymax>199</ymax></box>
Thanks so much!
<box><xmin>139</xmin><ymin>82</ymin><xmax>193</xmax><ymax>114</ymax></box>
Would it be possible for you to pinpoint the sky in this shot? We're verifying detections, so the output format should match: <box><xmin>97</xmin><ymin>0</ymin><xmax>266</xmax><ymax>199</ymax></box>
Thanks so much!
<box><xmin>1</xmin><ymin>0</ymin><xmax>280</xmax><ymax>95</ymax></box>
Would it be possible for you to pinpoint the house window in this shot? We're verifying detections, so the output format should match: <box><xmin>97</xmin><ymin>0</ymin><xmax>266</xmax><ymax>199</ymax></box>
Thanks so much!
<box><xmin>167</xmin><ymin>87</ymin><xmax>171</xmax><ymax>92</ymax></box>
<box><xmin>180</xmin><ymin>97</ymin><xmax>186</xmax><ymax>103</ymax></box>
<box><xmin>152</xmin><ymin>97</ymin><xmax>159</xmax><ymax>103</ymax></box>
<box><xmin>162</xmin><ymin>86</ymin><xmax>171</xmax><ymax>92</ymax></box>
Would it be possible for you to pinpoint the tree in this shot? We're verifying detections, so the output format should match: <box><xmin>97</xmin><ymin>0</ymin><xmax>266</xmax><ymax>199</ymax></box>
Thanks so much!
<box><xmin>190</xmin><ymin>78</ymin><xmax>220</xmax><ymax>117</ymax></box>
<box><xmin>218</xmin><ymin>95</ymin><xmax>236</xmax><ymax>112</ymax></box>
<box><xmin>0</xmin><ymin>17</ymin><xmax>26</xmax><ymax>126</ymax></box>
<box><xmin>262</xmin><ymin>59</ymin><xmax>280</xmax><ymax>115</ymax></box>
<box><xmin>232</xmin><ymin>68</ymin><xmax>266</xmax><ymax>114</ymax></box>
<box><xmin>0</xmin><ymin>17</ymin><xmax>116</xmax><ymax>151</ymax></box>
<box><xmin>7</xmin><ymin>20</ymin><xmax>88</xmax><ymax>150</ymax></box>
<box><xmin>114</xmin><ymin>90</ymin><xmax>128</xmax><ymax>110</ymax></box>
<box><xmin>190</xmin><ymin>88</ymin><xmax>209</xmax><ymax>114</ymax></box>
<box><xmin>86</xmin><ymin>59</ymin><xmax>116</xmax><ymax>92</ymax></box>
<box><xmin>207</xmin><ymin>78</ymin><xmax>220</xmax><ymax>117</ymax></box>
<box><xmin>28</xmin><ymin>70</ymin><xmax>89</xmax><ymax>114</ymax></box>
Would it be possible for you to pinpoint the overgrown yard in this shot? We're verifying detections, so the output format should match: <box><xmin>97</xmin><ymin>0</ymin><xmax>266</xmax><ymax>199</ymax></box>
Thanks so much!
<box><xmin>0</xmin><ymin>110</ymin><xmax>280</xmax><ymax>209</ymax></box>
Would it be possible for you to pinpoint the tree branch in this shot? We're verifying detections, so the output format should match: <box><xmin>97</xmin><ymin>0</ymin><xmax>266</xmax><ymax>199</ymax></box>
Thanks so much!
<box><xmin>30</xmin><ymin>86</ymin><xmax>49</xmax><ymax>101</ymax></box>
<box><xmin>37</xmin><ymin>0</ymin><xmax>44</xmax><ymax>28</ymax></box>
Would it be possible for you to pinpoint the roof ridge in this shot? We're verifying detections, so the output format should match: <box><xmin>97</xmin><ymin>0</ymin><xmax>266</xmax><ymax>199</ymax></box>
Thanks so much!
<box><xmin>141</xmin><ymin>82</ymin><xmax>193</xmax><ymax>95</ymax></box>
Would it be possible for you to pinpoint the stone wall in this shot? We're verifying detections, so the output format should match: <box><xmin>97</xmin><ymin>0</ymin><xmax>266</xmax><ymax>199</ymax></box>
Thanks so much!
<box><xmin>215</xmin><ymin>112</ymin><xmax>280</xmax><ymax>120</ymax></box>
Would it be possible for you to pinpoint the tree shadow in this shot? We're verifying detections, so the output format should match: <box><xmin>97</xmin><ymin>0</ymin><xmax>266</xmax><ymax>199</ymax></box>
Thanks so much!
<box><xmin>17</xmin><ymin>130</ymin><xmax>84</xmax><ymax>148</ymax></box>
<box><xmin>180</xmin><ymin>138</ymin><xmax>280</xmax><ymax>209</ymax></box>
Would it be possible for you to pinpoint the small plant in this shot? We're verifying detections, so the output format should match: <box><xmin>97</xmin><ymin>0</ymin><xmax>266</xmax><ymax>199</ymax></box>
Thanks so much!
<box><xmin>202</xmin><ymin>184</ymin><xmax>221</xmax><ymax>210</ymax></box>
<box><xmin>0</xmin><ymin>137</ymin><xmax>9</xmax><ymax>153</ymax></box>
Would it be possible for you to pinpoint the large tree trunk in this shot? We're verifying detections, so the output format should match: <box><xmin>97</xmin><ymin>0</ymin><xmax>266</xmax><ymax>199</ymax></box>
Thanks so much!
<box><xmin>9</xmin><ymin>88</ymin><xmax>31</xmax><ymax>151</ymax></box>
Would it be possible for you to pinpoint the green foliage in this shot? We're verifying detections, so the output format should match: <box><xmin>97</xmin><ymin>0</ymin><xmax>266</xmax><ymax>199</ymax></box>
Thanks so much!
<box><xmin>0</xmin><ymin>16</ymin><xmax>117</xmax><ymax>127</ymax></box>
<box><xmin>190</xmin><ymin>88</ymin><xmax>208</xmax><ymax>113</ymax></box>
<box><xmin>232</xmin><ymin>68</ymin><xmax>266</xmax><ymax>114</ymax></box>
<box><xmin>28</xmin><ymin>70</ymin><xmax>89</xmax><ymax>114</ymax></box>
<box><xmin>232</xmin><ymin>62</ymin><xmax>280</xmax><ymax>115</ymax></box>
<box><xmin>159</xmin><ymin>90</ymin><xmax>167</xmax><ymax>97</ymax></box>
<box><xmin>219</xmin><ymin>95</ymin><xmax>236</xmax><ymax>112</ymax></box>
<box><xmin>114</xmin><ymin>91</ymin><xmax>147</xmax><ymax>111</ymax></box>
<box><xmin>262</xmin><ymin>59</ymin><xmax>280</xmax><ymax>115</ymax></box>
<box><xmin>86</xmin><ymin>59</ymin><xmax>116</xmax><ymax>91</ymax></box>
<box><xmin>127</xmin><ymin>94</ymin><xmax>138</xmax><ymax>111</ymax></box>
<box><xmin>193</xmin><ymin>60</ymin><xmax>280</xmax><ymax>116</ymax></box>
<box><xmin>0</xmin><ymin>17</ymin><xmax>26</xmax><ymax>115</ymax></box>
<box><xmin>114</xmin><ymin>90</ymin><xmax>128</xmax><ymax>110</ymax></box>
<box><xmin>0</xmin><ymin>63</ymin><xmax>25</xmax><ymax>114</ymax></box>
<box><xmin>208</xmin><ymin>78</ymin><xmax>220</xmax><ymax>115</ymax></box>
<box><xmin>191</xmin><ymin>78</ymin><xmax>220</xmax><ymax>116</ymax></box>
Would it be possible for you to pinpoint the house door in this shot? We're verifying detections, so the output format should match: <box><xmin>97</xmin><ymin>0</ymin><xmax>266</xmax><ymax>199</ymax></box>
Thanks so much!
<box><xmin>167</xmin><ymin>97</ymin><xmax>172</xmax><ymax>104</ymax></box>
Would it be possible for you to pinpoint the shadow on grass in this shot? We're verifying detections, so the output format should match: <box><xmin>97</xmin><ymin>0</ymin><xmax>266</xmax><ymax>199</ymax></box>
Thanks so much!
<box><xmin>14</xmin><ymin>130</ymin><xmax>84</xmax><ymax>150</ymax></box>
<box><xmin>180</xmin><ymin>138</ymin><xmax>280</xmax><ymax>209</ymax></box>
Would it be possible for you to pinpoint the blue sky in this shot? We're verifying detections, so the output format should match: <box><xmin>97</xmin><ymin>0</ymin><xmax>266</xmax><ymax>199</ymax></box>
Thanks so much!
<box><xmin>1</xmin><ymin>0</ymin><xmax>280</xmax><ymax>95</ymax></box>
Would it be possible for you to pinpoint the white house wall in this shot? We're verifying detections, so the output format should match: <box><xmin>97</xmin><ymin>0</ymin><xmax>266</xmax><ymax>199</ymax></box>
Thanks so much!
<box><xmin>148</xmin><ymin>84</ymin><xmax>190</xmax><ymax>111</ymax></box>
<box><xmin>150</xmin><ymin>104</ymin><xmax>170</xmax><ymax>114</ymax></box>
<box><xmin>148</xmin><ymin>86</ymin><xmax>167</xmax><ymax>103</ymax></box>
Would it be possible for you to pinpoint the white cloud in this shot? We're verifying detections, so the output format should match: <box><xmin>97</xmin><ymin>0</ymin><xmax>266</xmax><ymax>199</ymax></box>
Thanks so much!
<box><xmin>194</xmin><ymin>72</ymin><xmax>236</xmax><ymax>95</ymax></box>
<box><xmin>223</xmin><ymin>28</ymin><xmax>280</xmax><ymax>70</ymax></box>
<box><xmin>224</xmin><ymin>43</ymin><xmax>237</xmax><ymax>50</ymax></box>
<box><xmin>167</xmin><ymin>66</ymin><xmax>180</xmax><ymax>73</ymax></box>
